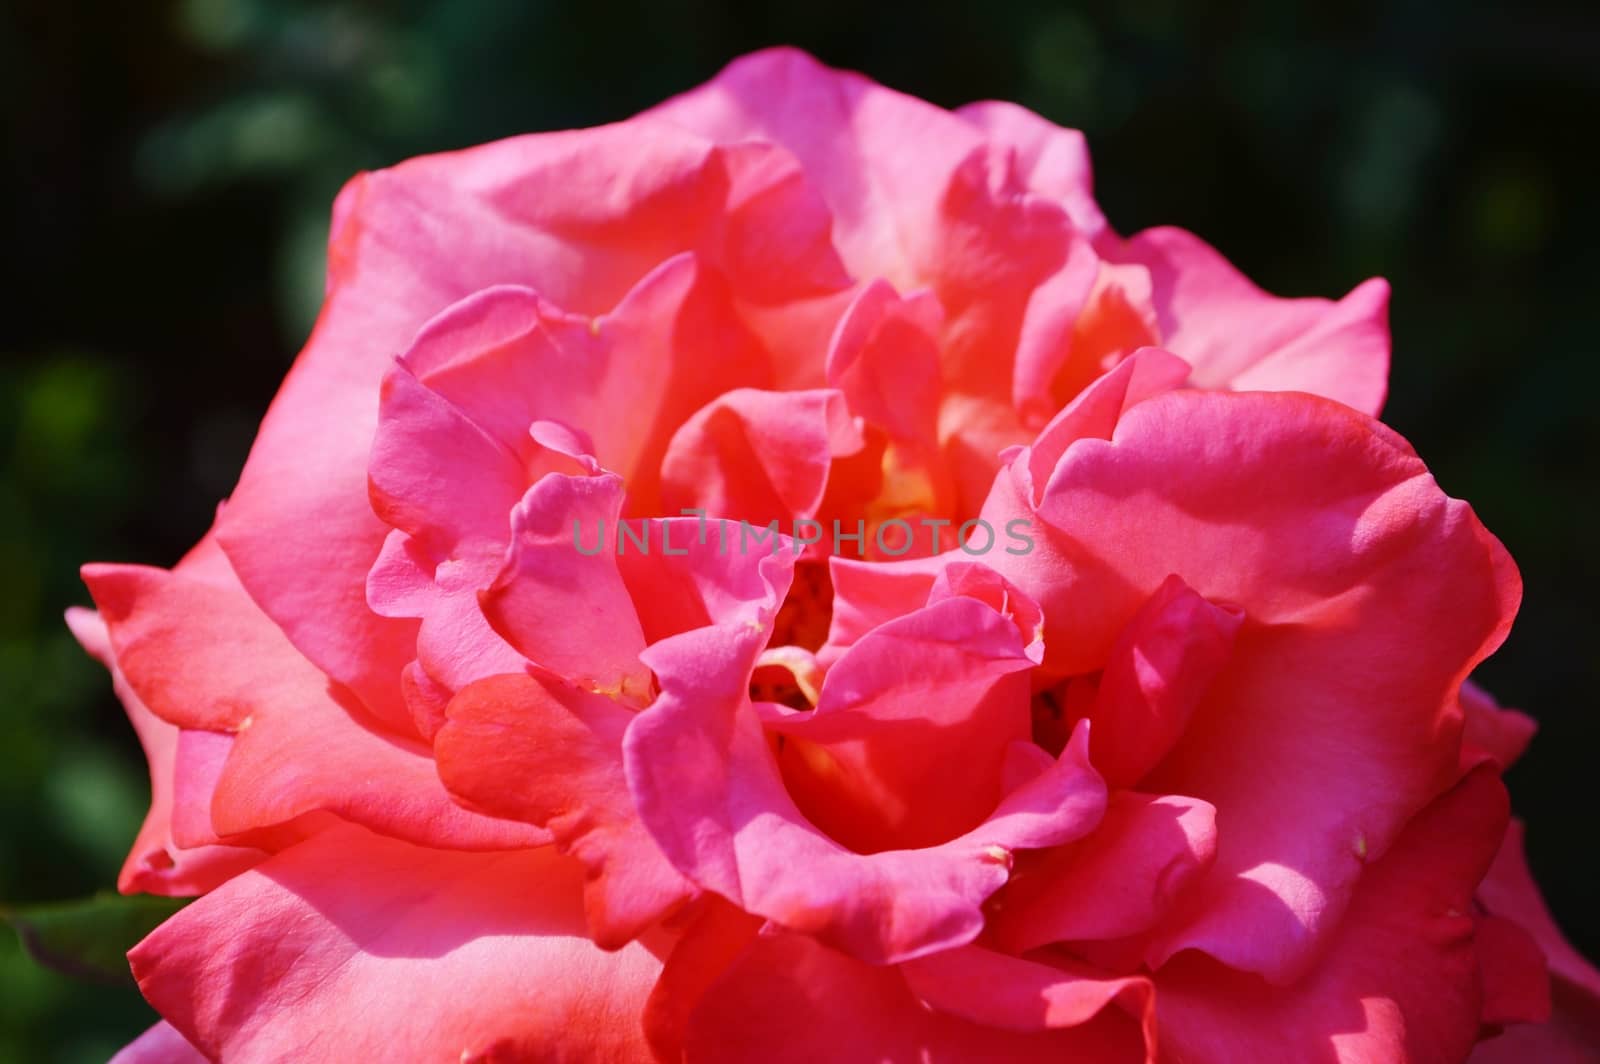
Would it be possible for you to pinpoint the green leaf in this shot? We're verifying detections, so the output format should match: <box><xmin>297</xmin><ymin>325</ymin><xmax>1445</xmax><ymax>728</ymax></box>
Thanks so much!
<box><xmin>1</xmin><ymin>892</ymin><xmax>187</xmax><ymax>984</ymax></box>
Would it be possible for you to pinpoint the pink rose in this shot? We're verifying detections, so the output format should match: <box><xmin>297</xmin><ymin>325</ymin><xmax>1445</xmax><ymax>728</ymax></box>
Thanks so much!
<box><xmin>73</xmin><ymin>49</ymin><xmax>1594</xmax><ymax>1062</ymax></box>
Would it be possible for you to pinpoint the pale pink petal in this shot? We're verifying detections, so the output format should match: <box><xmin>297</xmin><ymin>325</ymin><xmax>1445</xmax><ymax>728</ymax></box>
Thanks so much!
<box><xmin>109</xmin><ymin>1021</ymin><xmax>207</xmax><ymax>1064</ymax></box>
<box><xmin>1116</xmin><ymin>225</ymin><xmax>1390</xmax><ymax>414</ymax></box>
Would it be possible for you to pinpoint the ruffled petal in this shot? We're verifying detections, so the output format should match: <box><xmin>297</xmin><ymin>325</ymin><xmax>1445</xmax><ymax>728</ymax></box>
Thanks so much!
<box><xmin>436</xmin><ymin>671</ymin><xmax>694</xmax><ymax>948</ymax></box>
<box><xmin>991</xmin><ymin>791</ymin><xmax>1217</xmax><ymax>953</ymax></box>
<box><xmin>982</xmin><ymin>387</ymin><xmax>1519</xmax><ymax>981</ymax></box>
<box><xmin>1154</xmin><ymin>767</ymin><xmax>1511</xmax><ymax>1063</ymax></box>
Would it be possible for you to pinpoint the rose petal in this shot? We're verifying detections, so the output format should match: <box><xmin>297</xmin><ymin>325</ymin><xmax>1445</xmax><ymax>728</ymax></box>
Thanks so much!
<box><xmin>682</xmin><ymin>933</ymin><xmax>1147</xmax><ymax>1062</ymax></box>
<box><xmin>131</xmin><ymin>826</ymin><xmax>661</xmax><ymax>1061</ymax></box>
<box><xmin>1153</xmin><ymin>767</ymin><xmax>1510</xmax><ymax>1063</ymax></box>
<box><xmin>436</xmin><ymin>672</ymin><xmax>694</xmax><ymax>949</ymax></box>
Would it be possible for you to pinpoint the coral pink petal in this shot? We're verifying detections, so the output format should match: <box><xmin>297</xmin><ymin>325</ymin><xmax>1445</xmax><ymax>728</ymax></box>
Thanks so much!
<box><xmin>83</xmin><ymin>558</ymin><xmax>544</xmax><ymax>852</ymax></box>
<box><xmin>763</xmin><ymin>595</ymin><xmax>1036</xmax><ymax>852</ymax></box>
<box><xmin>825</xmin><ymin>280</ymin><xmax>944</xmax><ymax>445</ymax></box>
<box><xmin>212</xmin><ymin>115</ymin><xmax>839</xmax><ymax>735</ymax></box>
<box><xmin>682</xmin><ymin>934</ymin><xmax>1147</xmax><ymax>1062</ymax></box>
<box><xmin>130</xmin><ymin>826</ymin><xmax>661</xmax><ymax>1061</ymax></box>
<box><xmin>64</xmin><ymin>607</ymin><xmax>261</xmax><ymax>896</ymax></box>
<box><xmin>1118</xmin><ymin>225</ymin><xmax>1391</xmax><ymax>415</ymax></box>
<box><xmin>436</xmin><ymin>672</ymin><xmax>694</xmax><ymax>948</ymax></box>
<box><xmin>1154</xmin><ymin>767</ymin><xmax>1511</xmax><ymax>1063</ymax></box>
<box><xmin>660</xmin><ymin>387</ymin><xmax>864</xmax><ymax>525</ymax></box>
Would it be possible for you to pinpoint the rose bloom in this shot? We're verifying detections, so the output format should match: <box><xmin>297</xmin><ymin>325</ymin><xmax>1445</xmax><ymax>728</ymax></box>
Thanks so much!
<box><xmin>71</xmin><ymin>49</ymin><xmax>1597</xmax><ymax>1063</ymax></box>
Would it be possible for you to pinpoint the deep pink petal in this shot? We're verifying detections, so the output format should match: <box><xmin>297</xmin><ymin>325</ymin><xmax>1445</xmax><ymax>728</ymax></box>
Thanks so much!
<box><xmin>981</xmin><ymin>388</ymin><xmax>1519</xmax><ymax>981</ymax></box>
<box><xmin>992</xmin><ymin>791</ymin><xmax>1218</xmax><ymax>953</ymax></box>
<box><xmin>479</xmin><ymin>473</ymin><xmax>651</xmax><ymax>701</ymax></box>
<box><xmin>1154</xmin><ymin>767</ymin><xmax>1510</xmax><ymax>1063</ymax></box>
<box><xmin>626</xmin><ymin>607</ymin><xmax>1105</xmax><ymax>964</ymax></box>
<box><xmin>1083</xmin><ymin>574</ymin><xmax>1243</xmax><ymax>789</ymax></box>
<box><xmin>1475</xmin><ymin>818</ymin><xmax>1600</xmax><ymax>1053</ymax></box>
<box><xmin>1460</xmin><ymin>679</ymin><xmax>1538</xmax><ymax>770</ymax></box>
<box><xmin>901</xmin><ymin>946</ymin><xmax>1153</xmax><ymax>1054</ymax></box>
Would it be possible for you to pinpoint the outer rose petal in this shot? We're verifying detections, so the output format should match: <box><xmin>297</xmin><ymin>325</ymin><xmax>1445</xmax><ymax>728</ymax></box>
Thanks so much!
<box><xmin>131</xmin><ymin>825</ymin><xmax>662</xmax><ymax>1062</ymax></box>
<box><xmin>682</xmin><ymin>934</ymin><xmax>1148</xmax><ymax>1062</ymax></box>
<box><xmin>982</xmin><ymin>387</ymin><xmax>1519</xmax><ymax>981</ymax></box>
<box><xmin>1116</xmin><ymin>225</ymin><xmax>1391</xmax><ymax>415</ymax></box>
<box><xmin>436</xmin><ymin>672</ymin><xmax>695</xmax><ymax>949</ymax></box>
<box><xmin>650</xmin><ymin>47</ymin><xmax>983</xmax><ymax>287</ymax></box>
<box><xmin>1469</xmin><ymin>982</ymin><xmax>1600</xmax><ymax>1064</ymax></box>
<box><xmin>1154</xmin><ymin>767</ymin><xmax>1511</xmax><ymax>1064</ymax></box>
<box><xmin>64</xmin><ymin>607</ymin><xmax>261</xmax><ymax>896</ymax></box>
<box><xmin>1473</xmin><ymin>819</ymin><xmax>1600</xmax><ymax>1058</ymax></box>
<box><xmin>1459</xmin><ymin>679</ymin><xmax>1538</xmax><ymax>770</ymax></box>
<box><xmin>109</xmin><ymin>1021</ymin><xmax>207</xmax><ymax>1064</ymax></box>
<box><xmin>83</xmin><ymin>559</ymin><xmax>545</xmax><ymax>852</ymax></box>
<box><xmin>955</xmin><ymin>99</ymin><xmax>1110</xmax><ymax>239</ymax></box>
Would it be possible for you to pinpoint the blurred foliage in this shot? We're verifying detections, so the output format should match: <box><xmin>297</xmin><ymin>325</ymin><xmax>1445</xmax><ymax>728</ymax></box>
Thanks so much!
<box><xmin>4</xmin><ymin>894</ymin><xmax>188</xmax><ymax>985</ymax></box>
<box><xmin>2</xmin><ymin>0</ymin><xmax>1598</xmax><ymax>1057</ymax></box>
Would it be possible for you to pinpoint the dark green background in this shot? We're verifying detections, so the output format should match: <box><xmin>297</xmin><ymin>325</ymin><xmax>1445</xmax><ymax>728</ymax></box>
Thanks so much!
<box><xmin>3</xmin><ymin>0</ymin><xmax>1596</xmax><ymax>1058</ymax></box>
